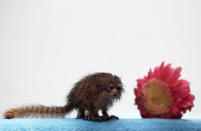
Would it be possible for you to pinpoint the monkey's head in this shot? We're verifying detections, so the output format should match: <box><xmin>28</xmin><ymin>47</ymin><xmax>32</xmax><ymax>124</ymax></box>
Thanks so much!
<box><xmin>92</xmin><ymin>73</ymin><xmax>124</xmax><ymax>100</ymax></box>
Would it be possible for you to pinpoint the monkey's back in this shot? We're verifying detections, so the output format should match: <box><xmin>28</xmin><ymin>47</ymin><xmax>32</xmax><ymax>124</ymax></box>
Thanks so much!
<box><xmin>66</xmin><ymin>74</ymin><xmax>110</xmax><ymax>110</ymax></box>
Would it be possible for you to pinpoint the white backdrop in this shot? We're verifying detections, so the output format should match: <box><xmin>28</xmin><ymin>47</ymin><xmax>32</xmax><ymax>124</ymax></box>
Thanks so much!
<box><xmin>0</xmin><ymin>0</ymin><xmax>201</xmax><ymax>119</ymax></box>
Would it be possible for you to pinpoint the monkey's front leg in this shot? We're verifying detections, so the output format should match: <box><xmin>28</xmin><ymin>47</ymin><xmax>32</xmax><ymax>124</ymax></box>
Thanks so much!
<box><xmin>102</xmin><ymin>108</ymin><xmax>119</xmax><ymax>120</ymax></box>
<box><xmin>101</xmin><ymin>108</ymin><xmax>110</xmax><ymax>120</ymax></box>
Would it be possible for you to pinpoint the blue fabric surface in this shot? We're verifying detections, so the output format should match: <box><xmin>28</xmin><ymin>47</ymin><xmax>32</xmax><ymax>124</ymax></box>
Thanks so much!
<box><xmin>0</xmin><ymin>118</ymin><xmax>201</xmax><ymax>131</ymax></box>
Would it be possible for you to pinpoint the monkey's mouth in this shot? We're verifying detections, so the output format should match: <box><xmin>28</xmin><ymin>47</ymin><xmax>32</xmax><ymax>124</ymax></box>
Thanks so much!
<box><xmin>110</xmin><ymin>93</ymin><xmax>118</xmax><ymax>98</ymax></box>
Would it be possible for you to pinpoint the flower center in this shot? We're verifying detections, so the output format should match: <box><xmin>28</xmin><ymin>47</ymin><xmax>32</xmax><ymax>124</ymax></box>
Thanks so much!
<box><xmin>142</xmin><ymin>79</ymin><xmax>173</xmax><ymax>115</ymax></box>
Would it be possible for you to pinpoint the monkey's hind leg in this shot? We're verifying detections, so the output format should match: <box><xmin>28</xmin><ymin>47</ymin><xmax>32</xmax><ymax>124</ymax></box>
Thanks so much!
<box><xmin>84</xmin><ymin>108</ymin><xmax>103</xmax><ymax>121</ymax></box>
<box><xmin>76</xmin><ymin>108</ymin><xmax>85</xmax><ymax>119</ymax></box>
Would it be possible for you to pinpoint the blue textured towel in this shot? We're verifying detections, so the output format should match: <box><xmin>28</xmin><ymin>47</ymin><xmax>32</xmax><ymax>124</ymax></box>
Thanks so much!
<box><xmin>0</xmin><ymin>118</ymin><xmax>201</xmax><ymax>131</ymax></box>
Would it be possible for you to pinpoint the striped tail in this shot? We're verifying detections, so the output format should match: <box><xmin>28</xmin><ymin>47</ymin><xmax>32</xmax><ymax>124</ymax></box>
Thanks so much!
<box><xmin>4</xmin><ymin>104</ymin><xmax>74</xmax><ymax>119</ymax></box>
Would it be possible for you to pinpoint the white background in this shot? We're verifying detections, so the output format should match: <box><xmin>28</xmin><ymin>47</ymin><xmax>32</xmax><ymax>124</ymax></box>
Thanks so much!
<box><xmin>0</xmin><ymin>0</ymin><xmax>201</xmax><ymax>119</ymax></box>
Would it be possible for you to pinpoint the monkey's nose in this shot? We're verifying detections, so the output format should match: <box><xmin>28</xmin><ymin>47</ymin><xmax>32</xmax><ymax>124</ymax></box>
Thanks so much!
<box><xmin>111</xmin><ymin>89</ymin><xmax>118</xmax><ymax>97</ymax></box>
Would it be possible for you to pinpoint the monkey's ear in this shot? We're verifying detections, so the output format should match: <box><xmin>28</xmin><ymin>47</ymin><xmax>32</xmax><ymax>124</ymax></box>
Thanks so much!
<box><xmin>114</xmin><ymin>75</ymin><xmax>122</xmax><ymax>82</ymax></box>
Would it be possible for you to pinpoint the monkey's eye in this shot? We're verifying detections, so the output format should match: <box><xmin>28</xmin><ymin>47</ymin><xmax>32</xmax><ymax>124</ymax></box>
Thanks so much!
<box><xmin>109</xmin><ymin>86</ymin><xmax>114</xmax><ymax>90</ymax></box>
<box><xmin>117</xmin><ymin>86</ymin><xmax>121</xmax><ymax>90</ymax></box>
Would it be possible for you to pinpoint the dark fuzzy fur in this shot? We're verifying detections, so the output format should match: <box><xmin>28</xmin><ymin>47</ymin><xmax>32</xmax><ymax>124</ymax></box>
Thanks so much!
<box><xmin>4</xmin><ymin>72</ymin><xmax>123</xmax><ymax>121</ymax></box>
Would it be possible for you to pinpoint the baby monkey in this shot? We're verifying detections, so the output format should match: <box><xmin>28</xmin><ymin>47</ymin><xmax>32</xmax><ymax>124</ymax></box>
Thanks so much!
<box><xmin>4</xmin><ymin>72</ymin><xmax>123</xmax><ymax>121</ymax></box>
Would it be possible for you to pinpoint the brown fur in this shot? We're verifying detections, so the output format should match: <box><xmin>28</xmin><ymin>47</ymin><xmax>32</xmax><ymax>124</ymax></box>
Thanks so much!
<box><xmin>4</xmin><ymin>72</ymin><xmax>123</xmax><ymax>121</ymax></box>
<box><xmin>4</xmin><ymin>105</ymin><xmax>66</xmax><ymax>118</ymax></box>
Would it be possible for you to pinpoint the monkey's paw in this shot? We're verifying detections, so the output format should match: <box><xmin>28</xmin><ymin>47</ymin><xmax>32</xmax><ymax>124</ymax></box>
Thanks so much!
<box><xmin>109</xmin><ymin>115</ymin><xmax>119</xmax><ymax>120</ymax></box>
<box><xmin>100</xmin><ymin>115</ymin><xmax>110</xmax><ymax>121</ymax></box>
<box><xmin>76</xmin><ymin>115</ymin><xmax>85</xmax><ymax>119</ymax></box>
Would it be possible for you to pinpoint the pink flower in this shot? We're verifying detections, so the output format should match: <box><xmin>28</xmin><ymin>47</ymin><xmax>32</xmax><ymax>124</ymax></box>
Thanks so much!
<box><xmin>134</xmin><ymin>62</ymin><xmax>195</xmax><ymax>118</ymax></box>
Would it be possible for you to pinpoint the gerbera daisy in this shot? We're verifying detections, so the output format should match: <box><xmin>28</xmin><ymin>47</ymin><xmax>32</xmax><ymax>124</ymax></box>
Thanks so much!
<box><xmin>134</xmin><ymin>62</ymin><xmax>195</xmax><ymax>118</ymax></box>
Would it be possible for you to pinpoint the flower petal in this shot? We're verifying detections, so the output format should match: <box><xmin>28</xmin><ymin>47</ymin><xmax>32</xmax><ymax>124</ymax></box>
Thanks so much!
<box><xmin>167</xmin><ymin>67</ymin><xmax>182</xmax><ymax>85</ymax></box>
